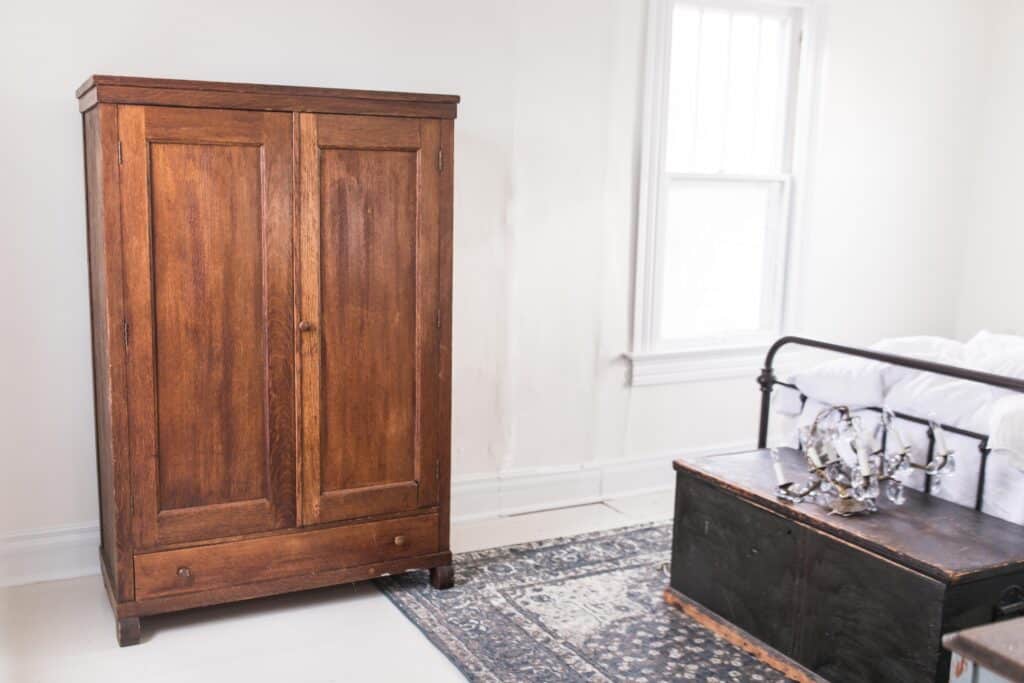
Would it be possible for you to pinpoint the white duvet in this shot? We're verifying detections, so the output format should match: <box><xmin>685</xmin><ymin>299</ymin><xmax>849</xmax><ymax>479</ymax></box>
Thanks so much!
<box><xmin>774</xmin><ymin>331</ymin><xmax>1024</xmax><ymax>524</ymax></box>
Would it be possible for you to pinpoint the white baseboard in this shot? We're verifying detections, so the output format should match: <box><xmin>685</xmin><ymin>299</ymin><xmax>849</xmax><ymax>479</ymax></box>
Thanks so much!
<box><xmin>450</xmin><ymin>440</ymin><xmax>750</xmax><ymax>522</ymax></box>
<box><xmin>0</xmin><ymin>440</ymin><xmax>749</xmax><ymax>589</ymax></box>
<box><xmin>452</xmin><ymin>467</ymin><xmax>606</xmax><ymax>522</ymax></box>
<box><xmin>0</xmin><ymin>523</ymin><xmax>101</xmax><ymax>588</ymax></box>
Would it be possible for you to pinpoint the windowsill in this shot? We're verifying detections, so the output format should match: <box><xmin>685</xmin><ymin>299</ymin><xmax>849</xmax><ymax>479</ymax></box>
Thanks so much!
<box><xmin>625</xmin><ymin>344</ymin><xmax>768</xmax><ymax>386</ymax></box>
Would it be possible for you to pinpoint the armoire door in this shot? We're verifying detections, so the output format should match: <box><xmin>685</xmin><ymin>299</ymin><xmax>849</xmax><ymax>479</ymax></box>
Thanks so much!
<box><xmin>118</xmin><ymin>105</ymin><xmax>296</xmax><ymax>548</ymax></box>
<box><xmin>297</xmin><ymin>112</ymin><xmax>444</xmax><ymax>525</ymax></box>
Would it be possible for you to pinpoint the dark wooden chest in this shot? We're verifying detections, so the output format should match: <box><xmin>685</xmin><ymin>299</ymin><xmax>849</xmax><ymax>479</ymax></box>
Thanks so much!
<box><xmin>670</xmin><ymin>448</ymin><xmax>1024</xmax><ymax>683</ymax></box>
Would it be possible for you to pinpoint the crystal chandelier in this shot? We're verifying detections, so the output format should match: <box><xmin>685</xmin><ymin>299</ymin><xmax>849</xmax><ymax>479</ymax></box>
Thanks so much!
<box><xmin>773</xmin><ymin>406</ymin><xmax>957</xmax><ymax>516</ymax></box>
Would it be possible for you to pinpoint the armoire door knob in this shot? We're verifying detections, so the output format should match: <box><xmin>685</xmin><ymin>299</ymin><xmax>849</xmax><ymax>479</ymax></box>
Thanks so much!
<box><xmin>298</xmin><ymin>320</ymin><xmax>314</xmax><ymax>332</ymax></box>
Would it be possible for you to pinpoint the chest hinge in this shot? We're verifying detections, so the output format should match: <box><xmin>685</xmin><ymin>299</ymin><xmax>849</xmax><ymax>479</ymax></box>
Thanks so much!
<box><xmin>117</xmin><ymin>141</ymin><xmax>123</xmax><ymax>165</ymax></box>
<box><xmin>437</xmin><ymin>148</ymin><xmax>443</xmax><ymax>173</ymax></box>
<box><xmin>122</xmin><ymin>319</ymin><xmax>129</xmax><ymax>348</ymax></box>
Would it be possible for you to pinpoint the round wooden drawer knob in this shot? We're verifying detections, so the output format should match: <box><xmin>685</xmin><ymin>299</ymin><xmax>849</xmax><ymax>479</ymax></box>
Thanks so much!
<box><xmin>394</xmin><ymin>535</ymin><xmax>407</xmax><ymax>547</ymax></box>
<box><xmin>298</xmin><ymin>320</ymin><xmax>314</xmax><ymax>332</ymax></box>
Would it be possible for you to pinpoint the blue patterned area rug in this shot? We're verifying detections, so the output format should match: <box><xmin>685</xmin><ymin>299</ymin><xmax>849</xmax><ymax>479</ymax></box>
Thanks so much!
<box><xmin>377</xmin><ymin>522</ymin><xmax>795</xmax><ymax>682</ymax></box>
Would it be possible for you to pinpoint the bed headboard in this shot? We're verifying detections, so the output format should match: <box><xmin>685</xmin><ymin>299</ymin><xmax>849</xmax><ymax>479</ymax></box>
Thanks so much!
<box><xmin>756</xmin><ymin>335</ymin><xmax>1024</xmax><ymax>511</ymax></box>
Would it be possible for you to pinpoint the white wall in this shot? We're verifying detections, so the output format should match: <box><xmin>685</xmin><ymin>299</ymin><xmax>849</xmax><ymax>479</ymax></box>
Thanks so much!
<box><xmin>503</xmin><ymin>0</ymin><xmax>644</xmax><ymax>474</ymax></box>
<box><xmin>0</xmin><ymin>0</ymin><xmax>1008</xmax><ymax>583</ymax></box>
<box><xmin>795</xmin><ymin>0</ymin><xmax>988</xmax><ymax>345</ymax></box>
<box><xmin>955</xmin><ymin>0</ymin><xmax>1024</xmax><ymax>339</ymax></box>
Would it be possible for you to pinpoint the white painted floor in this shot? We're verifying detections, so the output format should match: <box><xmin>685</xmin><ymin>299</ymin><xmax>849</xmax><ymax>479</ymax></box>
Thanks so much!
<box><xmin>0</xmin><ymin>492</ymin><xmax>674</xmax><ymax>683</ymax></box>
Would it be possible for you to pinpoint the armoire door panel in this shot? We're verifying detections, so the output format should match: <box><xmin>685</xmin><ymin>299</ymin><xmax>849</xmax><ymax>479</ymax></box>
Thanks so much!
<box><xmin>150</xmin><ymin>142</ymin><xmax>266</xmax><ymax>510</ymax></box>
<box><xmin>119</xmin><ymin>105</ymin><xmax>296</xmax><ymax>548</ymax></box>
<box><xmin>298</xmin><ymin>113</ymin><xmax>442</xmax><ymax>525</ymax></box>
<box><xmin>320</xmin><ymin>147</ymin><xmax>417</xmax><ymax>493</ymax></box>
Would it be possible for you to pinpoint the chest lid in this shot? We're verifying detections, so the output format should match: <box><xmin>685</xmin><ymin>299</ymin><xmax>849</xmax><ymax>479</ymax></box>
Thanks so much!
<box><xmin>675</xmin><ymin>447</ymin><xmax>1024</xmax><ymax>584</ymax></box>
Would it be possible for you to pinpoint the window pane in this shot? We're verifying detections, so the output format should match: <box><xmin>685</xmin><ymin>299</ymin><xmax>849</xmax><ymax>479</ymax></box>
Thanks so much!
<box><xmin>664</xmin><ymin>4</ymin><xmax>700</xmax><ymax>171</ymax></box>
<box><xmin>753</xmin><ymin>16</ymin><xmax>785</xmax><ymax>170</ymax></box>
<box><xmin>691</xmin><ymin>9</ymin><xmax>730</xmax><ymax>171</ymax></box>
<box><xmin>723</xmin><ymin>13</ymin><xmax>761</xmax><ymax>170</ymax></box>
<box><xmin>664</xmin><ymin>4</ymin><xmax>795</xmax><ymax>174</ymax></box>
<box><xmin>658</xmin><ymin>180</ymin><xmax>782</xmax><ymax>341</ymax></box>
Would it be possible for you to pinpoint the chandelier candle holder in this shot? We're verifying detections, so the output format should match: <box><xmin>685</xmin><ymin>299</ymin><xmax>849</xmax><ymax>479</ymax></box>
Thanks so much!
<box><xmin>772</xmin><ymin>406</ymin><xmax>957</xmax><ymax>516</ymax></box>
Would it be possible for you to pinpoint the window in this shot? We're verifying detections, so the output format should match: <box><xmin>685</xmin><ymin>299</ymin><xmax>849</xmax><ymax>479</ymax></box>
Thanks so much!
<box><xmin>631</xmin><ymin>0</ymin><xmax>816</xmax><ymax>384</ymax></box>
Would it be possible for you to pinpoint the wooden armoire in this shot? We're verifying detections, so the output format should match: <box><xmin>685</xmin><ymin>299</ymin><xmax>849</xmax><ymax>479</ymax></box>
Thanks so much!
<box><xmin>77</xmin><ymin>76</ymin><xmax>457</xmax><ymax>646</ymax></box>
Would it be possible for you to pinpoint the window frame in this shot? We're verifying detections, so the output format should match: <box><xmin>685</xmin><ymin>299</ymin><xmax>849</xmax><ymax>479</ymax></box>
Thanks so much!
<box><xmin>629</xmin><ymin>0</ymin><xmax>821</xmax><ymax>385</ymax></box>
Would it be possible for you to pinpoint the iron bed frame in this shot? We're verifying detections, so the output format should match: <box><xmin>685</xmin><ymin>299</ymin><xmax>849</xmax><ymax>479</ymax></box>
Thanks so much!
<box><xmin>755</xmin><ymin>336</ymin><xmax>1024</xmax><ymax>511</ymax></box>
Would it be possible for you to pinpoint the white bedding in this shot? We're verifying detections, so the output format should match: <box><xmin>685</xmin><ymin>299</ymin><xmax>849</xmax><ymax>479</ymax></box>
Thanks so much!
<box><xmin>773</xmin><ymin>331</ymin><xmax>1024</xmax><ymax>524</ymax></box>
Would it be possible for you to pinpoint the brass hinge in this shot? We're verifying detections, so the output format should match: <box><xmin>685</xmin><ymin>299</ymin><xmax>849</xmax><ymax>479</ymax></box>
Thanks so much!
<box><xmin>117</xmin><ymin>141</ymin><xmax>123</xmax><ymax>165</ymax></box>
<box><xmin>435</xmin><ymin>460</ymin><xmax>440</xmax><ymax>480</ymax></box>
<box><xmin>437</xmin><ymin>149</ymin><xmax>443</xmax><ymax>172</ymax></box>
<box><xmin>122</xmin><ymin>319</ymin><xmax>129</xmax><ymax>348</ymax></box>
<box><xmin>435</xmin><ymin>310</ymin><xmax>441</xmax><ymax>330</ymax></box>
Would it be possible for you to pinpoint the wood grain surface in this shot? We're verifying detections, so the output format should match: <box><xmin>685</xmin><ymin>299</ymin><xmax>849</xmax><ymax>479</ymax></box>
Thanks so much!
<box><xmin>119</xmin><ymin>106</ymin><xmax>295</xmax><ymax>547</ymax></box>
<box><xmin>76</xmin><ymin>76</ymin><xmax>459</xmax><ymax>118</ymax></box>
<box><xmin>80</xmin><ymin>77</ymin><xmax>457</xmax><ymax>644</ymax></box>
<box><xmin>135</xmin><ymin>512</ymin><xmax>439</xmax><ymax>599</ymax></box>
<box><xmin>300</xmin><ymin>114</ymin><xmax>443</xmax><ymax>524</ymax></box>
<box><xmin>944</xmin><ymin>618</ymin><xmax>1024</xmax><ymax>683</ymax></box>
<box><xmin>671</xmin><ymin>448</ymin><xmax>1024</xmax><ymax>683</ymax></box>
<box><xmin>675</xmin><ymin>448</ymin><xmax>1024</xmax><ymax>583</ymax></box>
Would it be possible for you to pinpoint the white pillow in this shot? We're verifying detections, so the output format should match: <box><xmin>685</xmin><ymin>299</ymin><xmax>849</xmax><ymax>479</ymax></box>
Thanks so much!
<box><xmin>963</xmin><ymin>330</ymin><xmax>1024</xmax><ymax>398</ymax></box>
<box><xmin>987</xmin><ymin>394</ymin><xmax>1024</xmax><ymax>469</ymax></box>
<box><xmin>772</xmin><ymin>384</ymin><xmax>805</xmax><ymax>417</ymax></box>
<box><xmin>965</xmin><ymin>330</ymin><xmax>1024</xmax><ymax>367</ymax></box>
<box><xmin>793</xmin><ymin>356</ymin><xmax>885</xmax><ymax>408</ymax></box>
<box><xmin>792</xmin><ymin>336</ymin><xmax>965</xmax><ymax>409</ymax></box>
<box><xmin>968</xmin><ymin>349</ymin><xmax>1024</xmax><ymax>383</ymax></box>
<box><xmin>885</xmin><ymin>374</ymin><xmax>994</xmax><ymax>432</ymax></box>
<box><xmin>871</xmin><ymin>336</ymin><xmax>966</xmax><ymax>390</ymax></box>
<box><xmin>980</xmin><ymin>451</ymin><xmax>1024</xmax><ymax>523</ymax></box>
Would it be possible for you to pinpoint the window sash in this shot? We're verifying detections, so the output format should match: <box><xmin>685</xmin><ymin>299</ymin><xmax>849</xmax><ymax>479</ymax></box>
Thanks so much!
<box><xmin>665</xmin><ymin>1</ymin><xmax>799</xmax><ymax>176</ymax></box>
<box><xmin>633</xmin><ymin>0</ymin><xmax>806</xmax><ymax>359</ymax></box>
<box><xmin>652</xmin><ymin>173</ymin><xmax>792</xmax><ymax>350</ymax></box>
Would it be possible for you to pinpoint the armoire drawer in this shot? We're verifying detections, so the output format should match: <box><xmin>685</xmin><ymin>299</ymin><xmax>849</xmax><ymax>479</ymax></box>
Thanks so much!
<box><xmin>134</xmin><ymin>512</ymin><xmax>439</xmax><ymax>599</ymax></box>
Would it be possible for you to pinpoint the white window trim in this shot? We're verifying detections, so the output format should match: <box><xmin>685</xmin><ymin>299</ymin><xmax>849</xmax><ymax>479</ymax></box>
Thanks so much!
<box><xmin>628</xmin><ymin>0</ymin><xmax>824</xmax><ymax>386</ymax></box>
